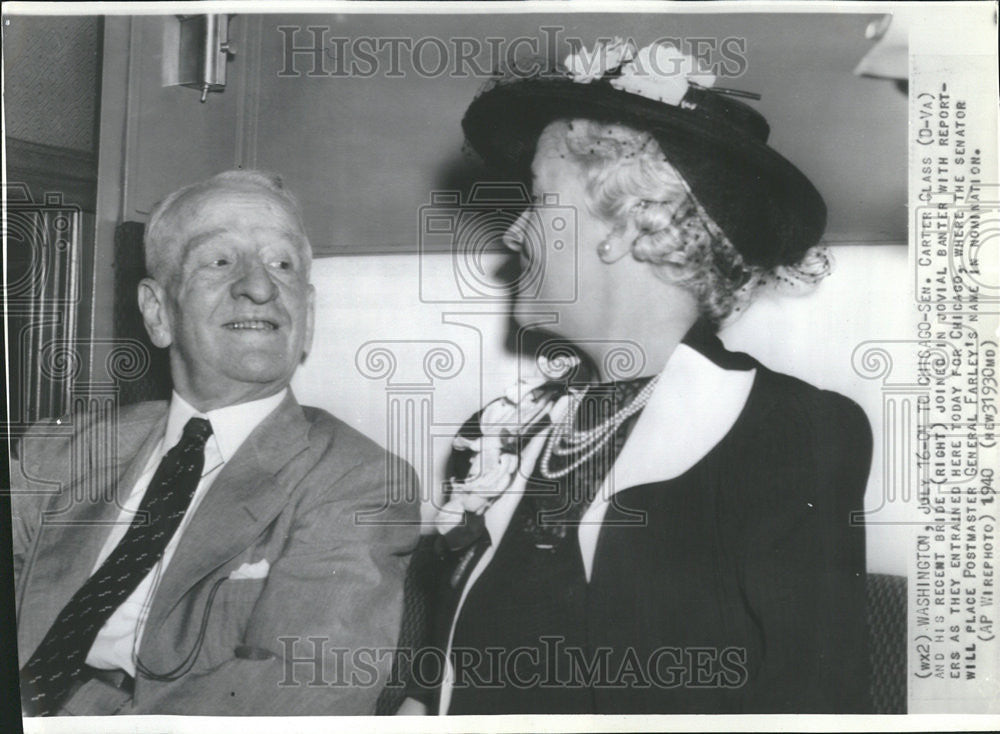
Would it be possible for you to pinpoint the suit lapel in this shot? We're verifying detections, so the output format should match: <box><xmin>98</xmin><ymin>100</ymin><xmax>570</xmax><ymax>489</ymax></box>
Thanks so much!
<box><xmin>18</xmin><ymin>405</ymin><xmax>167</xmax><ymax>659</ymax></box>
<box><xmin>576</xmin><ymin>344</ymin><xmax>757</xmax><ymax>580</ymax></box>
<box><xmin>142</xmin><ymin>391</ymin><xmax>311</xmax><ymax>637</ymax></box>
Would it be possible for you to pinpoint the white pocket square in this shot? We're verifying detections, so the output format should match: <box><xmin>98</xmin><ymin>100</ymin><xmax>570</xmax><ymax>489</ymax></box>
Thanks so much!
<box><xmin>229</xmin><ymin>559</ymin><xmax>270</xmax><ymax>580</ymax></box>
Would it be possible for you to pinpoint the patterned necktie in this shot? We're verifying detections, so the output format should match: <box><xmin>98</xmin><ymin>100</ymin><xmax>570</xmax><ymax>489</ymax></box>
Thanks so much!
<box><xmin>20</xmin><ymin>417</ymin><xmax>213</xmax><ymax>716</ymax></box>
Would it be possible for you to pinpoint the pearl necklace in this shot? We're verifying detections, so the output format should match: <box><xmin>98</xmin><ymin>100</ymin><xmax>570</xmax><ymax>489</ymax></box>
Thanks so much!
<box><xmin>538</xmin><ymin>375</ymin><xmax>660</xmax><ymax>479</ymax></box>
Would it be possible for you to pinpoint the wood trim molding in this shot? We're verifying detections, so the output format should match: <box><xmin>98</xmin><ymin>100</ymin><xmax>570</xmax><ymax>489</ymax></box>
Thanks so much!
<box><xmin>234</xmin><ymin>14</ymin><xmax>263</xmax><ymax>169</ymax></box>
<box><xmin>5</xmin><ymin>138</ymin><xmax>97</xmax><ymax>211</ymax></box>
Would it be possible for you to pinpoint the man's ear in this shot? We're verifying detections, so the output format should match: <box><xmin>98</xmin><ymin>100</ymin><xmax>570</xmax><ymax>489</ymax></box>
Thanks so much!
<box><xmin>137</xmin><ymin>278</ymin><xmax>173</xmax><ymax>349</ymax></box>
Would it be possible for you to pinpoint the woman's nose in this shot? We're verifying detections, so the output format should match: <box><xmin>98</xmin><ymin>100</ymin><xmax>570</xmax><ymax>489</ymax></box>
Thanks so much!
<box><xmin>502</xmin><ymin>209</ymin><xmax>532</xmax><ymax>253</ymax></box>
<box><xmin>230</xmin><ymin>261</ymin><xmax>278</xmax><ymax>303</ymax></box>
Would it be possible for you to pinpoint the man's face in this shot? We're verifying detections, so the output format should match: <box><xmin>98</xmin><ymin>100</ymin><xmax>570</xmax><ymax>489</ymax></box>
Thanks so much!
<box><xmin>140</xmin><ymin>186</ymin><xmax>315</xmax><ymax>410</ymax></box>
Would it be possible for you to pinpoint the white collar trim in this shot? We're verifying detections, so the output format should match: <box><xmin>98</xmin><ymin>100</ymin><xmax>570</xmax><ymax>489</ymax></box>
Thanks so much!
<box><xmin>469</xmin><ymin>343</ymin><xmax>756</xmax><ymax>586</ymax></box>
<box><xmin>577</xmin><ymin>343</ymin><xmax>755</xmax><ymax>579</ymax></box>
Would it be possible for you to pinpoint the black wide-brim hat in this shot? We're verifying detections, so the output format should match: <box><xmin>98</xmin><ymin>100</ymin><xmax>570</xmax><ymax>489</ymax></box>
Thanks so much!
<box><xmin>462</xmin><ymin>77</ymin><xmax>827</xmax><ymax>268</ymax></box>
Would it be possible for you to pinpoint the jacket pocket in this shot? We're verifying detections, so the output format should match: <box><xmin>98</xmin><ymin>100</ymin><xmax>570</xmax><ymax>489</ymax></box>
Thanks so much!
<box><xmin>200</xmin><ymin>577</ymin><xmax>267</xmax><ymax>669</ymax></box>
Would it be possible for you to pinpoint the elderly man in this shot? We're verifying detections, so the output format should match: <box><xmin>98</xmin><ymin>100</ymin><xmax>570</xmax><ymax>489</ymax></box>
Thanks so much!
<box><xmin>11</xmin><ymin>170</ymin><xmax>419</xmax><ymax>716</ymax></box>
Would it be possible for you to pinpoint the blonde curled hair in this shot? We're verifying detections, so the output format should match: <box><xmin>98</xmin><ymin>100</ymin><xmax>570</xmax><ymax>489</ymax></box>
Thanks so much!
<box><xmin>538</xmin><ymin>119</ymin><xmax>830</xmax><ymax>326</ymax></box>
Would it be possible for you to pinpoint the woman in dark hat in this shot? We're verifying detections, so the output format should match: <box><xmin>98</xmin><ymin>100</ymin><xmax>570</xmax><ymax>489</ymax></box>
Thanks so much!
<box><xmin>403</xmin><ymin>39</ymin><xmax>872</xmax><ymax>715</ymax></box>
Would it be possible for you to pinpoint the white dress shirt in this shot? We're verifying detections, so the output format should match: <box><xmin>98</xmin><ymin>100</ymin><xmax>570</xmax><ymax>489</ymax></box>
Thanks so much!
<box><xmin>85</xmin><ymin>389</ymin><xmax>287</xmax><ymax>675</ymax></box>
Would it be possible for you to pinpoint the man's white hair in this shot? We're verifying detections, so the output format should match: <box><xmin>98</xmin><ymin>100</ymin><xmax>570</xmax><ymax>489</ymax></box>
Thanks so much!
<box><xmin>144</xmin><ymin>169</ymin><xmax>312</xmax><ymax>281</ymax></box>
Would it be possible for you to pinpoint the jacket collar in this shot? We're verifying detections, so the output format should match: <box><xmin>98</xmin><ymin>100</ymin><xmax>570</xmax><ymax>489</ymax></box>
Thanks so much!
<box><xmin>19</xmin><ymin>390</ymin><xmax>316</xmax><ymax>664</ymax></box>
<box><xmin>576</xmin><ymin>341</ymin><xmax>756</xmax><ymax>579</ymax></box>
<box><xmin>141</xmin><ymin>389</ymin><xmax>312</xmax><ymax>637</ymax></box>
<box><xmin>475</xmin><ymin>325</ymin><xmax>758</xmax><ymax>583</ymax></box>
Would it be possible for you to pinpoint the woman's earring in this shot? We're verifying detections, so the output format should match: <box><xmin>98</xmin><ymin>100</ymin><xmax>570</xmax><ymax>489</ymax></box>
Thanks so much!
<box><xmin>597</xmin><ymin>236</ymin><xmax>630</xmax><ymax>264</ymax></box>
